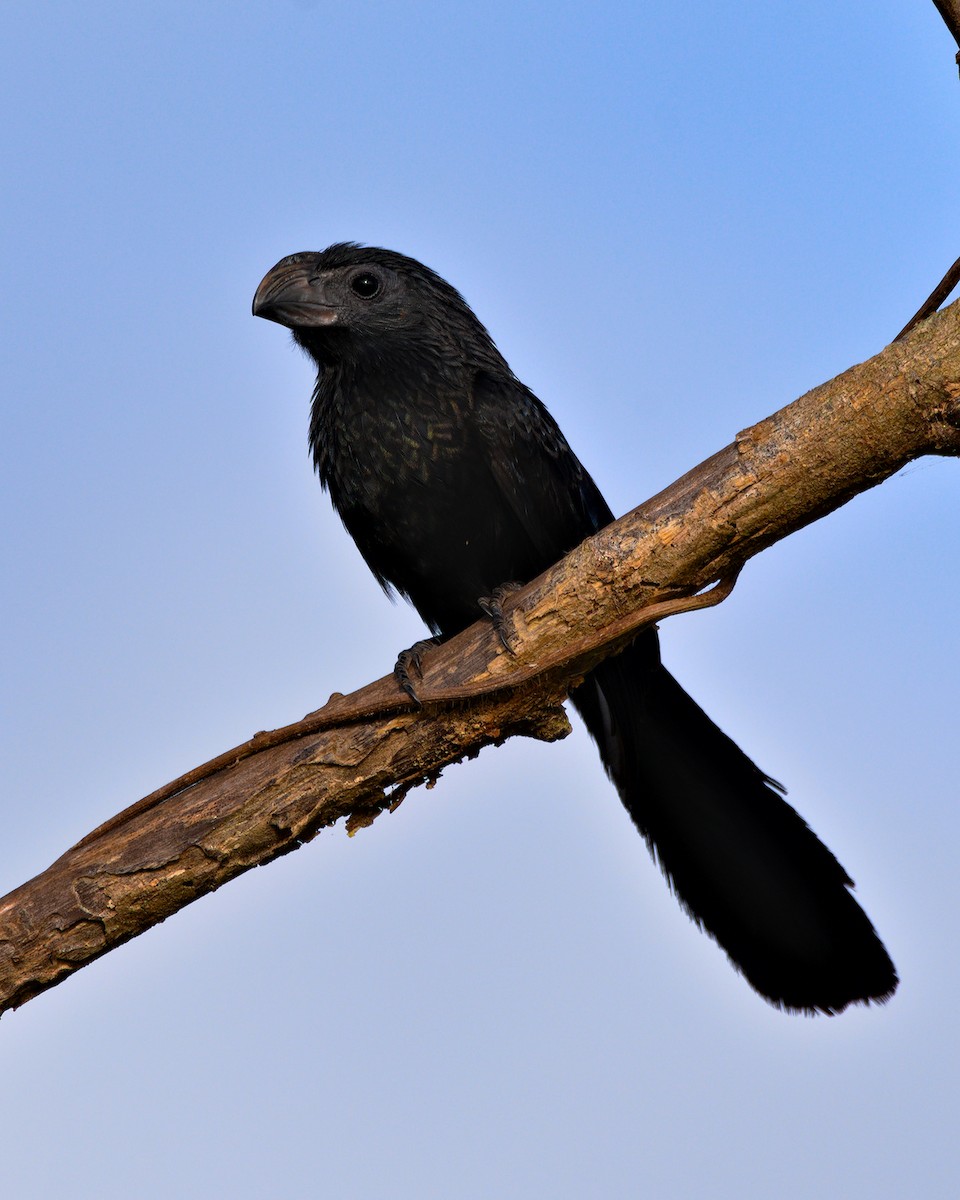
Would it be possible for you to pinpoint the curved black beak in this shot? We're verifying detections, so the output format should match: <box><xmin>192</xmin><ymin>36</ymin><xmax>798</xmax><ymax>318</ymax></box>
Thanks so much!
<box><xmin>253</xmin><ymin>254</ymin><xmax>340</xmax><ymax>328</ymax></box>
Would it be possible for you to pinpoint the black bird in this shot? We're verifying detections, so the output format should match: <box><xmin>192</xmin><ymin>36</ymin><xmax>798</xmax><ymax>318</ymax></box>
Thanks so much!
<box><xmin>253</xmin><ymin>243</ymin><xmax>897</xmax><ymax>1014</ymax></box>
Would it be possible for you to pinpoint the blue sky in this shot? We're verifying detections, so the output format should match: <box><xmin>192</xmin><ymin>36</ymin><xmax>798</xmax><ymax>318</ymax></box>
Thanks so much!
<box><xmin>2</xmin><ymin>2</ymin><xmax>959</xmax><ymax>1196</ymax></box>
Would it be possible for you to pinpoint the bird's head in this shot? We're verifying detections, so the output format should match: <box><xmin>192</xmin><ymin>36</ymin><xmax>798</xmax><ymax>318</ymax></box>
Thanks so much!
<box><xmin>253</xmin><ymin>242</ymin><xmax>499</xmax><ymax>372</ymax></box>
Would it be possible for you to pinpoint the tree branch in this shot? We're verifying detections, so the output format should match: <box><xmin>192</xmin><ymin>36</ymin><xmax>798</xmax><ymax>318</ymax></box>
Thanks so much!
<box><xmin>2</xmin><ymin>300</ymin><xmax>960</xmax><ymax>1016</ymax></box>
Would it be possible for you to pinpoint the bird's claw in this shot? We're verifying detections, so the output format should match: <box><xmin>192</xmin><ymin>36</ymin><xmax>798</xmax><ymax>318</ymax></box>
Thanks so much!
<box><xmin>478</xmin><ymin>582</ymin><xmax>523</xmax><ymax>654</ymax></box>
<box><xmin>394</xmin><ymin>638</ymin><xmax>439</xmax><ymax>707</ymax></box>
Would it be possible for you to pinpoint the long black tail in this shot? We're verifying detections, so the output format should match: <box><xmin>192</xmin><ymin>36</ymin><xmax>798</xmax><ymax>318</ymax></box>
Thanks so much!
<box><xmin>572</xmin><ymin>632</ymin><xmax>897</xmax><ymax>1014</ymax></box>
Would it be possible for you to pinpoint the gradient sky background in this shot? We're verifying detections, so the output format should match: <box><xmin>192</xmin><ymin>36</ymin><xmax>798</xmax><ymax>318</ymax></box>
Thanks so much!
<box><xmin>3</xmin><ymin>3</ymin><xmax>959</xmax><ymax>1197</ymax></box>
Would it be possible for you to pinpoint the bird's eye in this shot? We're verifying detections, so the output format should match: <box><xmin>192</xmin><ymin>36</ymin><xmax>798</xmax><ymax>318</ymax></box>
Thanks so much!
<box><xmin>350</xmin><ymin>271</ymin><xmax>382</xmax><ymax>299</ymax></box>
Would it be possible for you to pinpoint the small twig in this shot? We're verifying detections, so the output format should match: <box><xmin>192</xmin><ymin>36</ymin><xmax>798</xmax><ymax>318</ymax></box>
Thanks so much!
<box><xmin>892</xmin><ymin>4</ymin><xmax>960</xmax><ymax>337</ymax></box>
<box><xmin>931</xmin><ymin>0</ymin><xmax>960</xmax><ymax>68</ymax></box>
<box><xmin>895</xmin><ymin>254</ymin><xmax>960</xmax><ymax>342</ymax></box>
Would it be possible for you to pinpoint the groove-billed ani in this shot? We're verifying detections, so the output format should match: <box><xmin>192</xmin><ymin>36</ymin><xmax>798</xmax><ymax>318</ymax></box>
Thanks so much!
<box><xmin>253</xmin><ymin>243</ymin><xmax>897</xmax><ymax>1014</ymax></box>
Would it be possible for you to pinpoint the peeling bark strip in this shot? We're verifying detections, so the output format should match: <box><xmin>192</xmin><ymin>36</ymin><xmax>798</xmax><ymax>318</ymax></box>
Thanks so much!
<box><xmin>1</xmin><ymin>301</ymin><xmax>959</xmax><ymax>1015</ymax></box>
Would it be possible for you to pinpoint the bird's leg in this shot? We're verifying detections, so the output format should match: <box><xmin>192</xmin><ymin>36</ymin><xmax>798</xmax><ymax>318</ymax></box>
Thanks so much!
<box><xmin>394</xmin><ymin>638</ymin><xmax>439</xmax><ymax>707</ymax></box>
<box><xmin>478</xmin><ymin>582</ymin><xmax>523</xmax><ymax>654</ymax></box>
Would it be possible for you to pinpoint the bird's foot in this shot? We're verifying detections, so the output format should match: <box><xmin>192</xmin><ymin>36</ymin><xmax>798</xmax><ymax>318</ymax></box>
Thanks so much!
<box><xmin>394</xmin><ymin>639</ymin><xmax>439</xmax><ymax>707</ymax></box>
<box><xmin>478</xmin><ymin>582</ymin><xmax>523</xmax><ymax>654</ymax></box>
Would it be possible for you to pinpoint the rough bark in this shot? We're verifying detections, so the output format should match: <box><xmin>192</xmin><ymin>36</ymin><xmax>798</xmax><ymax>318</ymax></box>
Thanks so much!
<box><xmin>2</xmin><ymin>300</ymin><xmax>959</xmax><ymax>1016</ymax></box>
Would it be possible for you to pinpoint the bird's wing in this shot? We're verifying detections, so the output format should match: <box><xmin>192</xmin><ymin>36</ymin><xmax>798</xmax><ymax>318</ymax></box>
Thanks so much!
<box><xmin>471</xmin><ymin>369</ymin><xmax>613</xmax><ymax>565</ymax></box>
